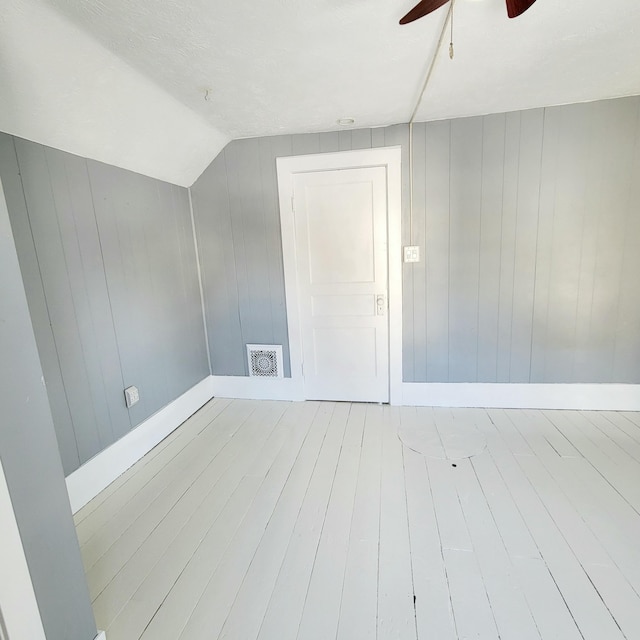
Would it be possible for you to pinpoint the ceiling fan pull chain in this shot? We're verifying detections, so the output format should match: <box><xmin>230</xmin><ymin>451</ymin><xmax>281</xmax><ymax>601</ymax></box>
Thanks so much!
<box><xmin>449</xmin><ymin>0</ymin><xmax>455</xmax><ymax>59</ymax></box>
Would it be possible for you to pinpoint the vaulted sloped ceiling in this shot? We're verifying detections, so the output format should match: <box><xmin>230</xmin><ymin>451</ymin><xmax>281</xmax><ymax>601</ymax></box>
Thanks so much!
<box><xmin>2</xmin><ymin>0</ymin><xmax>639</xmax><ymax>186</ymax></box>
<box><xmin>0</xmin><ymin>0</ymin><xmax>228</xmax><ymax>186</ymax></box>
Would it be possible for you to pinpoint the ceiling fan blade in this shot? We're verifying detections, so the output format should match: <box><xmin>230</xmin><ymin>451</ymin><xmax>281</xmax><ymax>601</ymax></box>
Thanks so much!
<box><xmin>399</xmin><ymin>0</ymin><xmax>450</xmax><ymax>25</ymax></box>
<box><xmin>505</xmin><ymin>0</ymin><xmax>537</xmax><ymax>18</ymax></box>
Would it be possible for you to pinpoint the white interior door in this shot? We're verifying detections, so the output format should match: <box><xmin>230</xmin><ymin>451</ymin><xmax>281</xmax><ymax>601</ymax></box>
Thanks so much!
<box><xmin>293</xmin><ymin>166</ymin><xmax>389</xmax><ymax>402</ymax></box>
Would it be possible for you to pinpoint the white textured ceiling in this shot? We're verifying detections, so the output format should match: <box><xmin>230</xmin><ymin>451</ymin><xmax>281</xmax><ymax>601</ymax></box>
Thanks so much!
<box><xmin>2</xmin><ymin>0</ymin><xmax>640</xmax><ymax>186</ymax></box>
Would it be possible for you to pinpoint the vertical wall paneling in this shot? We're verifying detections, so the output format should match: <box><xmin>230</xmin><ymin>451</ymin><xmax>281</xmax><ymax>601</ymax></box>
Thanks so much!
<box><xmin>351</xmin><ymin>128</ymin><xmax>373</xmax><ymax>150</ymax></box>
<box><xmin>172</xmin><ymin>183</ymin><xmax>209</xmax><ymax>382</ymax></box>
<box><xmin>239</xmin><ymin>139</ymin><xmax>275</xmax><ymax>350</ymax></box>
<box><xmin>88</xmin><ymin>161</ymin><xmax>209</xmax><ymax>425</ymax></box>
<box><xmin>256</xmin><ymin>136</ymin><xmax>278</xmax><ymax>350</ymax></box>
<box><xmin>612</xmin><ymin>102</ymin><xmax>640</xmax><ymax>380</ymax></box>
<box><xmin>448</xmin><ymin>117</ymin><xmax>483</xmax><ymax>382</ymax></box>
<box><xmin>225</xmin><ymin>140</ymin><xmax>259</xmax><ymax>365</ymax></box>
<box><xmin>45</xmin><ymin>148</ymin><xmax>131</xmax><ymax>444</ymax></box>
<box><xmin>380</xmin><ymin>124</ymin><xmax>410</xmax><ymax>221</ymax></box>
<box><xmin>496</xmin><ymin>112</ymin><xmax>521</xmax><ymax>381</ymax></box>
<box><xmin>509</xmin><ymin>109</ymin><xmax>544</xmax><ymax>382</ymax></box>
<box><xmin>371</xmin><ymin>127</ymin><xmax>386</xmax><ymax>149</ymax></box>
<box><xmin>267</xmin><ymin>135</ymin><xmax>296</xmax><ymax>376</ymax></box>
<box><xmin>192</xmin><ymin>152</ymin><xmax>245</xmax><ymax>375</ymax></box>
<box><xmin>88</xmin><ymin>164</ymin><xmax>158</xmax><ymax>423</ymax></box>
<box><xmin>0</xmin><ymin>134</ymin><xmax>80</xmax><ymax>474</ymax></box>
<box><xmin>1</xmin><ymin>135</ymin><xmax>208</xmax><ymax>475</ymax></box>
<box><xmin>476</xmin><ymin>114</ymin><xmax>506</xmax><ymax>382</ymax></box>
<box><xmin>410</xmin><ymin>123</ymin><xmax>427</xmax><ymax>382</ymax></box>
<box><xmin>292</xmin><ymin>133</ymin><xmax>322</xmax><ymax>156</ymax></box>
<box><xmin>423</xmin><ymin>121</ymin><xmax>451</xmax><ymax>382</ymax></box>
<box><xmin>260</xmin><ymin>136</ymin><xmax>291</xmax><ymax>374</ymax></box>
<box><xmin>544</xmin><ymin>103</ymin><xmax>591</xmax><ymax>381</ymax></box>
<box><xmin>319</xmin><ymin>131</ymin><xmax>342</xmax><ymax>153</ymax></box>
<box><xmin>14</xmin><ymin>139</ymin><xmax>104</xmax><ymax>463</ymax></box>
<box><xmin>192</xmin><ymin>96</ymin><xmax>640</xmax><ymax>385</ymax></box>
<box><xmin>338</xmin><ymin>130</ymin><xmax>353</xmax><ymax>151</ymax></box>
<box><xmin>529</xmin><ymin>107</ymin><xmax>560</xmax><ymax>382</ymax></box>
<box><xmin>588</xmin><ymin>99</ymin><xmax>639</xmax><ymax>382</ymax></box>
<box><xmin>571</xmin><ymin>103</ymin><xmax>610</xmax><ymax>382</ymax></box>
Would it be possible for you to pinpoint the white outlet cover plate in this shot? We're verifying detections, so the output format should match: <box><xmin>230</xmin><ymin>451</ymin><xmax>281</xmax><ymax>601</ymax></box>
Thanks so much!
<box><xmin>404</xmin><ymin>246</ymin><xmax>420</xmax><ymax>263</ymax></box>
<box><xmin>124</xmin><ymin>386</ymin><xmax>140</xmax><ymax>408</ymax></box>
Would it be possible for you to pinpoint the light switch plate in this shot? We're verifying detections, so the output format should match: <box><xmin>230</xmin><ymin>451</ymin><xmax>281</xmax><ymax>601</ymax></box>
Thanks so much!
<box><xmin>124</xmin><ymin>386</ymin><xmax>139</xmax><ymax>408</ymax></box>
<box><xmin>403</xmin><ymin>246</ymin><xmax>420</xmax><ymax>263</ymax></box>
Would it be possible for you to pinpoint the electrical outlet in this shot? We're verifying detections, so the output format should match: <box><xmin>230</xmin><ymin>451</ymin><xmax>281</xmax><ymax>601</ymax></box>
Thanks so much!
<box><xmin>403</xmin><ymin>246</ymin><xmax>420</xmax><ymax>263</ymax></box>
<box><xmin>124</xmin><ymin>386</ymin><xmax>139</xmax><ymax>408</ymax></box>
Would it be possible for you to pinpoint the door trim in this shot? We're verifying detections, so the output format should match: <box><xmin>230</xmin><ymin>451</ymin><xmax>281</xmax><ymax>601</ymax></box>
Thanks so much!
<box><xmin>276</xmin><ymin>147</ymin><xmax>402</xmax><ymax>404</ymax></box>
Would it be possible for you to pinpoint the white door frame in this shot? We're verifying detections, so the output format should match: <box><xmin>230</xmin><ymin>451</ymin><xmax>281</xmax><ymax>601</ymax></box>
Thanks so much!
<box><xmin>276</xmin><ymin>147</ymin><xmax>403</xmax><ymax>405</ymax></box>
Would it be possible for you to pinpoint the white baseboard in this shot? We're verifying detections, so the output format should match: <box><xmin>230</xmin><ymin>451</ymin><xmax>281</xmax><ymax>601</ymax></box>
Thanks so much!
<box><xmin>206</xmin><ymin>378</ymin><xmax>640</xmax><ymax>410</ymax></box>
<box><xmin>210</xmin><ymin>375</ymin><xmax>304</xmax><ymax>401</ymax></box>
<box><xmin>66</xmin><ymin>376</ymin><xmax>215</xmax><ymax>514</ymax></box>
<box><xmin>401</xmin><ymin>383</ymin><xmax>640</xmax><ymax>411</ymax></box>
<box><xmin>95</xmin><ymin>632</ymin><xmax>107</xmax><ymax>640</ymax></box>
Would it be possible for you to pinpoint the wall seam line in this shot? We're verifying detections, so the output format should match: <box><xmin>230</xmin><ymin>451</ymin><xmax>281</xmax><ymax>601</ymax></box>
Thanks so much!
<box><xmin>84</xmin><ymin>161</ymin><xmax>131</xmax><ymax>433</ymax></box>
<box><xmin>529</xmin><ymin>108</ymin><xmax>546</xmax><ymax>383</ymax></box>
<box><xmin>224</xmin><ymin>147</ymin><xmax>246</xmax><ymax>374</ymax></box>
<box><xmin>44</xmin><ymin>150</ymin><xmax>104</xmax><ymax>454</ymax></box>
<box><xmin>12</xmin><ymin>139</ymin><xmax>82</xmax><ymax>467</ymax></box>
<box><xmin>188</xmin><ymin>187</ymin><xmax>213</xmax><ymax>376</ymax></box>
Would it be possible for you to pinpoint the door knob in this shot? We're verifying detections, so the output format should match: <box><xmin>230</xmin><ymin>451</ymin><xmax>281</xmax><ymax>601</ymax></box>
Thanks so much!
<box><xmin>376</xmin><ymin>294</ymin><xmax>386</xmax><ymax>316</ymax></box>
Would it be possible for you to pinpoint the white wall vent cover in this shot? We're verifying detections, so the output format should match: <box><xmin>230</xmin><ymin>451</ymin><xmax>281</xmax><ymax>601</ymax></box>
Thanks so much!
<box><xmin>247</xmin><ymin>344</ymin><xmax>284</xmax><ymax>378</ymax></box>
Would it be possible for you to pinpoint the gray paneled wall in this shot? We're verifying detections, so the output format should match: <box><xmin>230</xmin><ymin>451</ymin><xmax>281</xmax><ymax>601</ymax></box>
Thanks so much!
<box><xmin>0</xmin><ymin>176</ymin><xmax>96</xmax><ymax>639</ymax></box>
<box><xmin>192</xmin><ymin>96</ymin><xmax>640</xmax><ymax>383</ymax></box>
<box><xmin>0</xmin><ymin>134</ymin><xmax>209</xmax><ymax>475</ymax></box>
<box><xmin>410</xmin><ymin>98</ymin><xmax>640</xmax><ymax>383</ymax></box>
<box><xmin>191</xmin><ymin>126</ymin><xmax>410</xmax><ymax>377</ymax></box>
<box><xmin>87</xmin><ymin>160</ymin><xmax>209</xmax><ymax>424</ymax></box>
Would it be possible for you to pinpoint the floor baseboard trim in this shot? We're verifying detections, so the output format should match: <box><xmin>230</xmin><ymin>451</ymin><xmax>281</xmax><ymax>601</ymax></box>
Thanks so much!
<box><xmin>401</xmin><ymin>383</ymin><xmax>640</xmax><ymax>410</ymax></box>
<box><xmin>210</xmin><ymin>375</ymin><xmax>304</xmax><ymax>401</ymax></box>
<box><xmin>66</xmin><ymin>376</ymin><xmax>215</xmax><ymax>514</ymax></box>
<box><xmin>95</xmin><ymin>632</ymin><xmax>107</xmax><ymax>640</ymax></box>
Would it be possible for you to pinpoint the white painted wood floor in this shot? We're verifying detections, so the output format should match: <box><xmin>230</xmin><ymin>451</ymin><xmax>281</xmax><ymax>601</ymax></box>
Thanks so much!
<box><xmin>74</xmin><ymin>399</ymin><xmax>640</xmax><ymax>640</ymax></box>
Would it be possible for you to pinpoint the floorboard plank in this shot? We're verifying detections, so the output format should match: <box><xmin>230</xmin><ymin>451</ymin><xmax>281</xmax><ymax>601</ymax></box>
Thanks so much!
<box><xmin>335</xmin><ymin>404</ymin><xmax>383</xmax><ymax>640</ymax></box>
<box><xmin>444</xmin><ymin>548</ymin><xmax>500</xmax><ymax>640</ymax></box>
<box><xmin>257</xmin><ymin>403</ymin><xmax>352</xmax><ymax>640</ymax></box>
<box><xmin>377</xmin><ymin>406</ymin><xmax>417</xmax><ymax>640</ymax></box>
<box><xmin>295</xmin><ymin>404</ymin><xmax>366</xmax><ymax>640</ymax></box>
<box><xmin>469</xmin><ymin>411</ymin><xmax>541</xmax><ymax>560</ymax></box>
<box><xmin>601</xmin><ymin>411</ymin><xmax>640</xmax><ymax>446</ymax></box>
<box><xmin>456</xmin><ymin>456</ymin><xmax>541</xmax><ymax>640</ymax></box>
<box><xmin>403</xmin><ymin>446</ymin><xmax>457</xmax><ymax>640</ymax></box>
<box><xmin>512</xmin><ymin>556</ymin><xmax>583</xmax><ymax>640</ymax></box>
<box><xmin>581</xmin><ymin>411</ymin><xmax>640</xmax><ymax>463</ymax></box>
